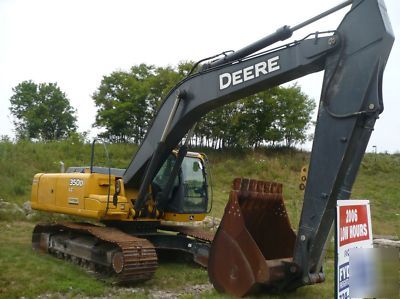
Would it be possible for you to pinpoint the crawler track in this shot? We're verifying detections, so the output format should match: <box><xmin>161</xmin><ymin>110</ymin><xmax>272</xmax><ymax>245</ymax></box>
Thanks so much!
<box><xmin>32</xmin><ymin>222</ymin><xmax>158</xmax><ymax>283</ymax></box>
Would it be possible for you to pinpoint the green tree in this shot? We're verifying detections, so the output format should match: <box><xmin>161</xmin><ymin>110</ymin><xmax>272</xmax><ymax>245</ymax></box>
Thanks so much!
<box><xmin>93</xmin><ymin>62</ymin><xmax>191</xmax><ymax>143</ymax></box>
<box><xmin>238</xmin><ymin>89</ymin><xmax>281</xmax><ymax>148</ymax></box>
<box><xmin>194</xmin><ymin>85</ymin><xmax>314</xmax><ymax>149</ymax></box>
<box><xmin>9</xmin><ymin>81</ymin><xmax>77</xmax><ymax>141</ymax></box>
<box><xmin>273</xmin><ymin>85</ymin><xmax>315</xmax><ymax>147</ymax></box>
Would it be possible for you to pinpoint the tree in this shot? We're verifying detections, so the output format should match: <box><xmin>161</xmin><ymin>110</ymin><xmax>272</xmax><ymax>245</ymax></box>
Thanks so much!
<box><xmin>193</xmin><ymin>85</ymin><xmax>315</xmax><ymax>148</ymax></box>
<box><xmin>273</xmin><ymin>85</ymin><xmax>315</xmax><ymax>147</ymax></box>
<box><xmin>9</xmin><ymin>81</ymin><xmax>77</xmax><ymax>140</ymax></box>
<box><xmin>93</xmin><ymin>63</ymin><xmax>191</xmax><ymax>143</ymax></box>
<box><xmin>237</xmin><ymin>89</ymin><xmax>281</xmax><ymax>148</ymax></box>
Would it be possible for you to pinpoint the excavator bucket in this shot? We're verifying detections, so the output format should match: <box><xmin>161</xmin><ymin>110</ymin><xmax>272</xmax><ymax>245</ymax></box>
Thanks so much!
<box><xmin>208</xmin><ymin>178</ymin><xmax>298</xmax><ymax>297</ymax></box>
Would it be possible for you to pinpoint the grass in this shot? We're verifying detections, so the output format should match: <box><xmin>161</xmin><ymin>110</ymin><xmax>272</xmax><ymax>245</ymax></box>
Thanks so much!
<box><xmin>0</xmin><ymin>221</ymin><xmax>212</xmax><ymax>299</ymax></box>
<box><xmin>352</xmin><ymin>154</ymin><xmax>400</xmax><ymax>235</ymax></box>
<box><xmin>0</xmin><ymin>220</ymin><xmax>336</xmax><ymax>298</ymax></box>
<box><xmin>0</xmin><ymin>222</ymin><xmax>108</xmax><ymax>299</ymax></box>
<box><xmin>0</xmin><ymin>140</ymin><xmax>399</xmax><ymax>298</ymax></box>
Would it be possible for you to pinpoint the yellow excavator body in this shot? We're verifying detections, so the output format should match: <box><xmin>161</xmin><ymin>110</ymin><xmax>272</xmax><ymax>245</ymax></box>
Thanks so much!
<box><xmin>31</xmin><ymin>151</ymin><xmax>207</xmax><ymax>223</ymax></box>
<box><xmin>31</xmin><ymin>172</ymin><xmax>132</xmax><ymax>221</ymax></box>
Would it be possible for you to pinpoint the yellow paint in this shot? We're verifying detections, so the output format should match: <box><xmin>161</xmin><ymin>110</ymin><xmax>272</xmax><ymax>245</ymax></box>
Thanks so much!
<box><xmin>31</xmin><ymin>172</ymin><xmax>132</xmax><ymax>221</ymax></box>
<box><xmin>163</xmin><ymin>212</ymin><xmax>206</xmax><ymax>222</ymax></box>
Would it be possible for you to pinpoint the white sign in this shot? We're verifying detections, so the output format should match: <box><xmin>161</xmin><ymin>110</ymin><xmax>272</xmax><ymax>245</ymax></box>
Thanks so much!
<box><xmin>336</xmin><ymin>200</ymin><xmax>373</xmax><ymax>299</ymax></box>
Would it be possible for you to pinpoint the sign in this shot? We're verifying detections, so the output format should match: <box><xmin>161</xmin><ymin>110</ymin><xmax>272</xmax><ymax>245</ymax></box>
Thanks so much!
<box><xmin>336</xmin><ymin>200</ymin><xmax>373</xmax><ymax>299</ymax></box>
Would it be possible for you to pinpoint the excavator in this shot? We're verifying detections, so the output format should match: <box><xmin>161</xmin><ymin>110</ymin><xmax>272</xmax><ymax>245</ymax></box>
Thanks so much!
<box><xmin>30</xmin><ymin>0</ymin><xmax>394</xmax><ymax>296</ymax></box>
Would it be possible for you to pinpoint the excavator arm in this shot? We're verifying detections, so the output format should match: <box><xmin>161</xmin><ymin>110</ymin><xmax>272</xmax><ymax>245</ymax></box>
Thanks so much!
<box><xmin>293</xmin><ymin>0</ymin><xmax>394</xmax><ymax>287</ymax></box>
<box><xmin>122</xmin><ymin>0</ymin><xmax>393</xmax><ymax>295</ymax></box>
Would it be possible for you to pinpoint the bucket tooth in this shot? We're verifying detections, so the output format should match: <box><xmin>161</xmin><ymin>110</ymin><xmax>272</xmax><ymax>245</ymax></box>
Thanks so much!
<box><xmin>208</xmin><ymin>178</ymin><xmax>297</xmax><ymax>297</ymax></box>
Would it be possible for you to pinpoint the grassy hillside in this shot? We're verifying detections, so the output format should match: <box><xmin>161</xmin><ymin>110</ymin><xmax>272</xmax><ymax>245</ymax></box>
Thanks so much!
<box><xmin>0</xmin><ymin>140</ymin><xmax>399</xmax><ymax>298</ymax></box>
<box><xmin>1</xmin><ymin>139</ymin><xmax>397</xmax><ymax>234</ymax></box>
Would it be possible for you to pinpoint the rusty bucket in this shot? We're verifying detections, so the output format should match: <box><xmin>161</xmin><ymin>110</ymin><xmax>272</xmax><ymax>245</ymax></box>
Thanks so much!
<box><xmin>208</xmin><ymin>178</ymin><xmax>298</xmax><ymax>297</ymax></box>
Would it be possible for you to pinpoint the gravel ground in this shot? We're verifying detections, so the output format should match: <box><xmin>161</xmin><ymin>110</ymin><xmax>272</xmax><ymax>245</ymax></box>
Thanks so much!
<box><xmin>33</xmin><ymin>283</ymin><xmax>214</xmax><ymax>299</ymax></box>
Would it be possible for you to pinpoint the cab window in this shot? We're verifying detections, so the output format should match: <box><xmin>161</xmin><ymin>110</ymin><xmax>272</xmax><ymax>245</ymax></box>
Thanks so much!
<box><xmin>181</xmin><ymin>157</ymin><xmax>207</xmax><ymax>212</ymax></box>
<box><xmin>152</xmin><ymin>155</ymin><xmax>178</xmax><ymax>196</ymax></box>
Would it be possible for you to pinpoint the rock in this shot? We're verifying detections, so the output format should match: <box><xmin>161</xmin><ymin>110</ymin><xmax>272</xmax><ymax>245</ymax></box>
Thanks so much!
<box><xmin>23</xmin><ymin>201</ymin><xmax>32</xmax><ymax>214</ymax></box>
<box><xmin>202</xmin><ymin>216</ymin><xmax>221</xmax><ymax>230</ymax></box>
<box><xmin>373</xmin><ymin>239</ymin><xmax>400</xmax><ymax>248</ymax></box>
<box><xmin>12</xmin><ymin>203</ymin><xmax>24</xmax><ymax>214</ymax></box>
<box><xmin>0</xmin><ymin>198</ymin><xmax>11</xmax><ymax>207</ymax></box>
<box><xmin>0</xmin><ymin>198</ymin><xmax>24</xmax><ymax>216</ymax></box>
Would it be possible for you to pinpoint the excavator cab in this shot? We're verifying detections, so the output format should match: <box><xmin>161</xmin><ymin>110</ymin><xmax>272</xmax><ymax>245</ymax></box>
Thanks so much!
<box><xmin>152</xmin><ymin>152</ymin><xmax>209</xmax><ymax>219</ymax></box>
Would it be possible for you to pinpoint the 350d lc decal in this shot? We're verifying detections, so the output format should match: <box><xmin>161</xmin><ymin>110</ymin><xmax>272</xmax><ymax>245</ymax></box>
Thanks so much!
<box><xmin>69</xmin><ymin>178</ymin><xmax>84</xmax><ymax>187</ymax></box>
<box><xmin>219</xmin><ymin>55</ymin><xmax>280</xmax><ymax>90</ymax></box>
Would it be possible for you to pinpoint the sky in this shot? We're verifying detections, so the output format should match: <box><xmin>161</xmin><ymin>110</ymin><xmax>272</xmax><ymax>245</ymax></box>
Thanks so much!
<box><xmin>0</xmin><ymin>0</ymin><xmax>399</xmax><ymax>153</ymax></box>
